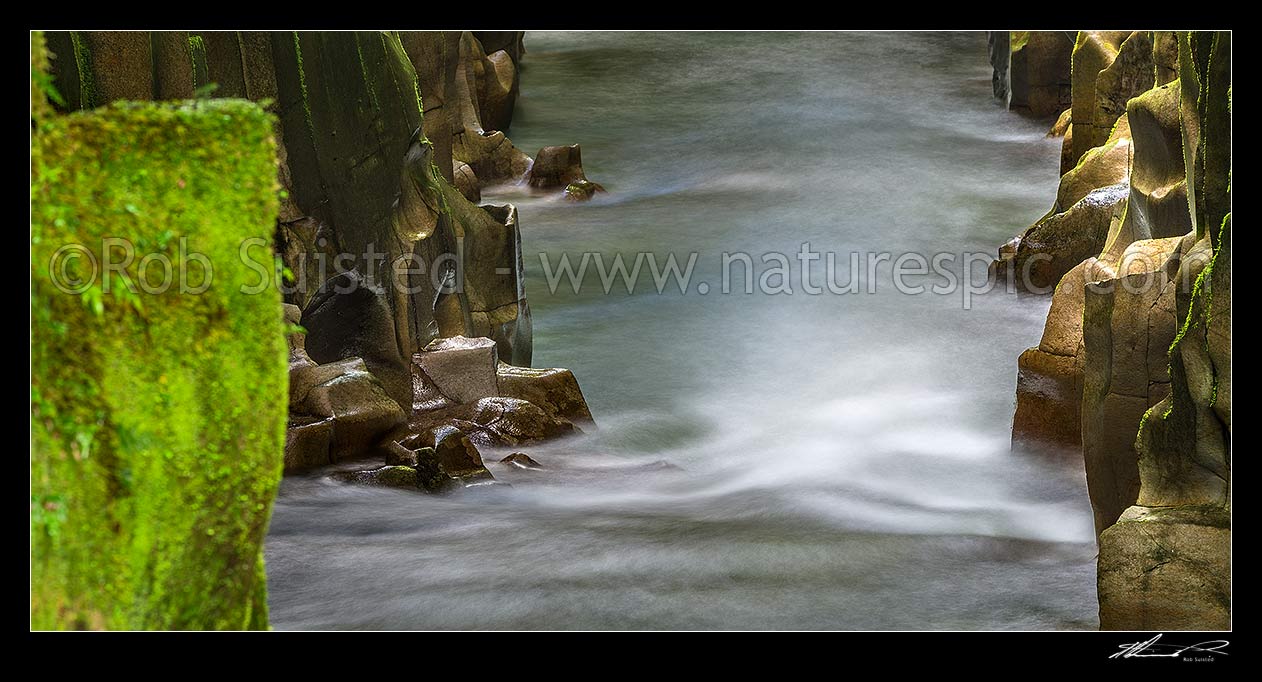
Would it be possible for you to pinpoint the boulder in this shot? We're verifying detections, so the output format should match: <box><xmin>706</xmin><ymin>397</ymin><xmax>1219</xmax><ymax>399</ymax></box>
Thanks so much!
<box><xmin>1098</xmin><ymin>505</ymin><xmax>1230</xmax><ymax>630</ymax></box>
<box><xmin>399</xmin><ymin>424</ymin><xmax>492</xmax><ymax>481</ymax></box>
<box><xmin>414</xmin><ymin>335</ymin><xmax>500</xmax><ymax>405</ymax></box>
<box><xmin>565</xmin><ymin>180</ymin><xmax>607</xmax><ymax>202</ymax></box>
<box><xmin>330</xmin><ymin>465</ymin><xmax>421</xmax><ymax>490</ymax></box>
<box><xmin>411</xmin><ymin>396</ymin><xmax>578</xmax><ymax>449</ymax></box>
<box><xmin>500</xmin><ymin>452</ymin><xmax>543</xmax><ymax>469</ymax></box>
<box><xmin>497</xmin><ymin>362</ymin><xmax>596</xmax><ymax>426</ymax></box>
<box><xmin>284</xmin><ymin>416</ymin><xmax>335</xmax><ymax>472</ymax></box>
<box><xmin>301</xmin><ymin>270</ymin><xmax>412</xmax><ymax>411</ymax></box>
<box><xmin>527</xmin><ymin>144</ymin><xmax>590</xmax><ymax>189</ymax></box>
<box><xmin>1059</xmin><ymin>123</ymin><xmax>1075</xmax><ymax>176</ymax></box>
<box><xmin>290</xmin><ymin>357</ymin><xmax>407</xmax><ymax>464</ymax></box>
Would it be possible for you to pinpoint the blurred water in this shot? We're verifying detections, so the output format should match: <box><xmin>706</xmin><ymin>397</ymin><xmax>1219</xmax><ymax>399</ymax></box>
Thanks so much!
<box><xmin>266</xmin><ymin>31</ymin><xmax>1098</xmax><ymax>630</ymax></box>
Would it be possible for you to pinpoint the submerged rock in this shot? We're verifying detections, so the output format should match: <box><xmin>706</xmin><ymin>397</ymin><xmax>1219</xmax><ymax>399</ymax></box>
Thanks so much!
<box><xmin>330</xmin><ymin>465</ymin><xmax>420</xmax><ymax>490</ymax></box>
<box><xmin>399</xmin><ymin>424</ymin><xmax>492</xmax><ymax>482</ymax></box>
<box><xmin>500</xmin><ymin>452</ymin><xmax>543</xmax><ymax>469</ymax></box>
<box><xmin>527</xmin><ymin>144</ymin><xmax>589</xmax><ymax>189</ymax></box>
<box><xmin>564</xmin><ymin>180</ymin><xmax>606</xmax><ymax>202</ymax></box>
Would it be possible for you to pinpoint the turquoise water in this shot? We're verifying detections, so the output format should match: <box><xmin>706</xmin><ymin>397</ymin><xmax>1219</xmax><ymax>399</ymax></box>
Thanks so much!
<box><xmin>266</xmin><ymin>31</ymin><xmax>1098</xmax><ymax>630</ymax></box>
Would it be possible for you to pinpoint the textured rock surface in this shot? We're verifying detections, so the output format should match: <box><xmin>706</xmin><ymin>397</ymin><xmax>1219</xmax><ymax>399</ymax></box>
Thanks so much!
<box><xmin>414</xmin><ymin>335</ymin><xmax>500</xmax><ymax>405</ymax></box>
<box><xmin>497</xmin><ymin>362</ymin><xmax>596</xmax><ymax>426</ymax></box>
<box><xmin>1007</xmin><ymin>31</ymin><xmax>1074</xmax><ymax>117</ymax></box>
<box><xmin>1012</xmin><ymin>183</ymin><xmax>1128</xmax><ymax>292</ymax></box>
<box><xmin>1093</xmin><ymin>31</ymin><xmax>1231</xmax><ymax>631</ymax></box>
<box><xmin>1080</xmin><ymin>237</ymin><xmax>1182</xmax><ymax>536</ymax></box>
<box><xmin>1069</xmin><ymin>31</ymin><xmax>1130</xmax><ymax>163</ymax></box>
<box><xmin>1098</xmin><ymin>505</ymin><xmax>1230</xmax><ymax>630</ymax></box>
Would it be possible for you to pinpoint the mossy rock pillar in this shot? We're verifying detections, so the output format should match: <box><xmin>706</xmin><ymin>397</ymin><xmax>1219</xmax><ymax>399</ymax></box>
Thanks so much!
<box><xmin>31</xmin><ymin>98</ymin><xmax>285</xmax><ymax>629</ymax></box>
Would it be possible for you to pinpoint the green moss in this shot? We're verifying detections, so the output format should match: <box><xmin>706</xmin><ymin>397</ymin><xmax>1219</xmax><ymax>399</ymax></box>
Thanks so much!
<box><xmin>187</xmin><ymin>35</ymin><xmax>208</xmax><ymax>90</ymax></box>
<box><xmin>31</xmin><ymin>99</ymin><xmax>284</xmax><ymax>630</ymax></box>
<box><xmin>70</xmin><ymin>32</ymin><xmax>97</xmax><ymax>110</ymax></box>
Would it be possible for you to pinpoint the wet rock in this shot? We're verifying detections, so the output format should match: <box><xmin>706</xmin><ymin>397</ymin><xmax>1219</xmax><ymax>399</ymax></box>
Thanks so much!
<box><xmin>384</xmin><ymin>441</ymin><xmax>419</xmax><ymax>467</ymax></box>
<box><xmin>564</xmin><ymin>180</ymin><xmax>606</xmax><ymax>202</ymax></box>
<box><xmin>284</xmin><ymin>417</ymin><xmax>335</xmax><ymax>472</ymax></box>
<box><xmin>415</xmin><ymin>336</ymin><xmax>500</xmax><ymax>405</ymax></box>
<box><xmin>412</xmin><ymin>397</ymin><xmax>577</xmax><ymax>449</ymax></box>
<box><xmin>1098</xmin><ymin>505</ymin><xmax>1230</xmax><ymax>630</ymax></box>
<box><xmin>500</xmin><ymin>452</ymin><xmax>542</xmax><ymax>469</ymax></box>
<box><xmin>527</xmin><ymin>144</ymin><xmax>589</xmax><ymax>189</ymax></box>
<box><xmin>987</xmin><ymin>31</ymin><xmax>1010</xmax><ymax>100</ymax></box>
<box><xmin>400</xmin><ymin>424</ymin><xmax>492</xmax><ymax>481</ymax></box>
<box><xmin>291</xmin><ymin>357</ymin><xmax>407</xmax><ymax>463</ymax></box>
<box><xmin>301</xmin><ymin>270</ymin><xmax>412</xmax><ymax>411</ymax></box>
<box><xmin>496</xmin><ymin>362</ymin><xmax>595</xmax><ymax>426</ymax></box>
<box><xmin>330</xmin><ymin>465</ymin><xmax>420</xmax><ymax>490</ymax></box>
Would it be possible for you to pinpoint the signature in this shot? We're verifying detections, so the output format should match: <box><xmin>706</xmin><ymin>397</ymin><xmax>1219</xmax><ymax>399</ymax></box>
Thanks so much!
<box><xmin>1111</xmin><ymin>634</ymin><xmax>1230</xmax><ymax>660</ymax></box>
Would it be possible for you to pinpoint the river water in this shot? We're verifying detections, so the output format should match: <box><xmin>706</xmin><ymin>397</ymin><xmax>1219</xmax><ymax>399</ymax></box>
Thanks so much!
<box><xmin>266</xmin><ymin>31</ymin><xmax>1099</xmax><ymax>630</ymax></box>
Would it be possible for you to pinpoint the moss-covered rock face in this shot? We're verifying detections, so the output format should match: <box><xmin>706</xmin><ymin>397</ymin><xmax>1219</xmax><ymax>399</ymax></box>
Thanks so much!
<box><xmin>31</xmin><ymin>99</ymin><xmax>284</xmax><ymax>629</ymax></box>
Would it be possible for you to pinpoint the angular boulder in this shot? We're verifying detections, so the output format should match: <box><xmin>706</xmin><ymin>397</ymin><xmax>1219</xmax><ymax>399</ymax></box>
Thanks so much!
<box><xmin>497</xmin><ymin>362</ymin><xmax>596</xmax><ymax>426</ymax></box>
<box><xmin>414</xmin><ymin>335</ymin><xmax>500</xmax><ymax>405</ymax></box>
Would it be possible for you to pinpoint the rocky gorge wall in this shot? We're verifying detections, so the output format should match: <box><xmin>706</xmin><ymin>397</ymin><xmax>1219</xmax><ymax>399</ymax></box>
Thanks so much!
<box><xmin>31</xmin><ymin>33</ymin><xmax>285</xmax><ymax>629</ymax></box>
<box><xmin>988</xmin><ymin>30</ymin><xmax>1231</xmax><ymax>630</ymax></box>
<box><xmin>33</xmin><ymin>30</ymin><xmax>601</xmax><ymax>629</ymax></box>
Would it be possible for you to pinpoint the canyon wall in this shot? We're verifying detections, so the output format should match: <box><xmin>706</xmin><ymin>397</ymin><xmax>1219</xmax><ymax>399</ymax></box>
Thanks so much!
<box><xmin>33</xmin><ymin>30</ymin><xmax>597</xmax><ymax>629</ymax></box>
<box><xmin>31</xmin><ymin>33</ymin><xmax>285</xmax><ymax>629</ymax></box>
<box><xmin>989</xmin><ymin>30</ymin><xmax>1231</xmax><ymax>630</ymax></box>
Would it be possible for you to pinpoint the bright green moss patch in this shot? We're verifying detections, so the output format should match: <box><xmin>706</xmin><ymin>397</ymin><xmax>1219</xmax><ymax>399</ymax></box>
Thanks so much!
<box><xmin>31</xmin><ymin>99</ymin><xmax>284</xmax><ymax>629</ymax></box>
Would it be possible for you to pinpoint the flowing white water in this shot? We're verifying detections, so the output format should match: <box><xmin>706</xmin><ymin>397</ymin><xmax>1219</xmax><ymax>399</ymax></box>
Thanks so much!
<box><xmin>266</xmin><ymin>31</ymin><xmax>1098</xmax><ymax>630</ymax></box>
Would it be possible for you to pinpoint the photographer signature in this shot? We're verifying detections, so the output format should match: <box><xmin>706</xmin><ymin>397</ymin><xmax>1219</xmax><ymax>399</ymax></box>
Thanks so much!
<box><xmin>1111</xmin><ymin>634</ymin><xmax>1229</xmax><ymax>660</ymax></box>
